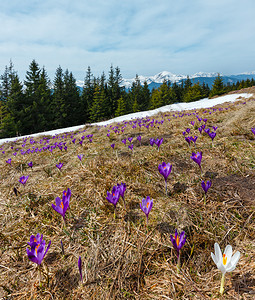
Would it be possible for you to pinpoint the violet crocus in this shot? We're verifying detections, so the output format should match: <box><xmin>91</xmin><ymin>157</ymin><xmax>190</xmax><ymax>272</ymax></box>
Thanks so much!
<box><xmin>190</xmin><ymin>151</ymin><xmax>202</xmax><ymax>171</ymax></box>
<box><xmin>106</xmin><ymin>186</ymin><xmax>120</xmax><ymax>218</ymax></box>
<box><xmin>77</xmin><ymin>154</ymin><xmax>83</xmax><ymax>161</ymax></box>
<box><xmin>201</xmin><ymin>180</ymin><xmax>212</xmax><ymax>195</ymax></box>
<box><xmin>170</xmin><ymin>230</ymin><xmax>187</xmax><ymax>273</ymax></box>
<box><xmin>185</xmin><ymin>136</ymin><xmax>191</xmax><ymax>146</ymax></box>
<box><xmin>78</xmin><ymin>256</ymin><xmax>83</xmax><ymax>283</ymax></box>
<box><xmin>121</xmin><ymin>139</ymin><xmax>127</xmax><ymax>145</ymax></box>
<box><xmin>201</xmin><ymin>180</ymin><xmax>212</xmax><ymax>204</ymax></box>
<box><xmin>128</xmin><ymin>144</ymin><xmax>134</xmax><ymax>151</ymax></box>
<box><xmin>149</xmin><ymin>138</ymin><xmax>155</xmax><ymax>146</ymax></box>
<box><xmin>208</xmin><ymin>131</ymin><xmax>216</xmax><ymax>141</ymax></box>
<box><xmin>128</xmin><ymin>137</ymin><xmax>133</xmax><ymax>143</ymax></box>
<box><xmin>26</xmin><ymin>233</ymin><xmax>51</xmax><ymax>265</ymax></box>
<box><xmin>52</xmin><ymin>188</ymin><xmax>71</xmax><ymax>223</ymax></box>
<box><xmin>140</xmin><ymin>196</ymin><xmax>153</xmax><ymax>225</ymax></box>
<box><xmin>19</xmin><ymin>175</ymin><xmax>29</xmax><ymax>185</ymax></box>
<box><xmin>6</xmin><ymin>158</ymin><xmax>12</xmax><ymax>165</ymax></box>
<box><xmin>117</xmin><ymin>182</ymin><xmax>126</xmax><ymax>208</ymax></box>
<box><xmin>155</xmin><ymin>138</ymin><xmax>163</xmax><ymax>151</ymax></box>
<box><xmin>158</xmin><ymin>162</ymin><xmax>172</xmax><ymax>195</ymax></box>
<box><xmin>111</xmin><ymin>143</ymin><xmax>115</xmax><ymax>149</ymax></box>
<box><xmin>251</xmin><ymin>128</ymin><xmax>255</xmax><ymax>136</ymax></box>
<box><xmin>56</xmin><ymin>162</ymin><xmax>63</xmax><ymax>170</ymax></box>
<box><xmin>28</xmin><ymin>161</ymin><xmax>33</xmax><ymax>168</ymax></box>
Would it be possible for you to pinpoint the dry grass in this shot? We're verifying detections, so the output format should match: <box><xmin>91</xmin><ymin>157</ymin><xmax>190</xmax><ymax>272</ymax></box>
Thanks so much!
<box><xmin>0</xmin><ymin>89</ymin><xmax>255</xmax><ymax>299</ymax></box>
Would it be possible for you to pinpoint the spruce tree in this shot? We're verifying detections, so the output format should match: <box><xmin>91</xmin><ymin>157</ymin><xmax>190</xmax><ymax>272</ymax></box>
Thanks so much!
<box><xmin>81</xmin><ymin>66</ymin><xmax>94</xmax><ymax>123</ymax></box>
<box><xmin>210</xmin><ymin>74</ymin><xmax>224</xmax><ymax>97</ymax></box>
<box><xmin>52</xmin><ymin>66</ymin><xmax>65</xmax><ymax>128</ymax></box>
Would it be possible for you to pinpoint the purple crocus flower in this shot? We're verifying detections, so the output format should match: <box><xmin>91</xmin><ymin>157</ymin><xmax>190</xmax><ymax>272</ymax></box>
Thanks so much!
<box><xmin>186</xmin><ymin>128</ymin><xmax>191</xmax><ymax>134</ymax></box>
<box><xmin>137</xmin><ymin>135</ymin><xmax>141</xmax><ymax>144</ymax></box>
<box><xmin>19</xmin><ymin>175</ymin><xmax>29</xmax><ymax>185</ymax></box>
<box><xmin>28</xmin><ymin>161</ymin><xmax>33</xmax><ymax>168</ymax></box>
<box><xmin>140</xmin><ymin>196</ymin><xmax>153</xmax><ymax>225</ymax></box>
<box><xmin>52</xmin><ymin>188</ymin><xmax>71</xmax><ymax>222</ymax></box>
<box><xmin>26</xmin><ymin>233</ymin><xmax>51</xmax><ymax>265</ymax></box>
<box><xmin>190</xmin><ymin>151</ymin><xmax>202</xmax><ymax>170</ymax></box>
<box><xmin>198</xmin><ymin>126</ymin><xmax>203</xmax><ymax>134</ymax></box>
<box><xmin>170</xmin><ymin>230</ymin><xmax>187</xmax><ymax>255</ymax></box>
<box><xmin>78</xmin><ymin>256</ymin><xmax>83</xmax><ymax>283</ymax></box>
<box><xmin>106</xmin><ymin>186</ymin><xmax>120</xmax><ymax>218</ymax></box>
<box><xmin>190</xmin><ymin>136</ymin><xmax>198</xmax><ymax>145</ymax></box>
<box><xmin>252</xmin><ymin>128</ymin><xmax>255</xmax><ymax>135</ymax></box>
<box><xmin>128</xmin><ymin>137</ymin><xmax>133</xmax><ymax>143</ymax></box>
<box><xmin>158</xmin><ymin>162</ymin><xmax>172</xmax><ymax>195</ymax></box>
<box><xmin>150</xmin><ymin>138</ymin><xmax>155</xmax><ymax>146</ymax></box>
<box><xmin>121</xmin><ymin>139</ymin><xmax>126</xmax><ymax>145</ymax></box>
<box><xmin>117</xmin><ymin>182</ymin><xmax>126</xmax><ymax>208</ymax></box>
<box><xmin>185</xmin><ymin>136</ymin><xmax>191</xmax><ymax>146</ymax></box>
<box><xmin>201</xmin><ymin>180</ymin><xmax>212</xmax><ymax>195</ymax></box>
<box><xmin>111</xmin><ymin>143</ymin><xmax>115</xmax><ymax>149</ymax></box>
<box><xmin>212</xmin><ymin>126</ymin><xmax>218</xmax><ymax>131</ymax></box>
<box><xmin>6</xmin><ymin>158</ymin><xmax>12</xmax><ymax>165</ymax></box>
<box><xmin>128</xmin><ymin>144</ymin><xmax>134</xmax><ymax>151</ymax></box>
<box><xmin>56</xmin><ymin>162</ymin><xmax>63</xmax><ymax>170</ymax></box>
<box><xmin>77</xmin><ymin>154</ymin><xmax>83</xmax><ymax>161</ymax></box>
<box><xmin>204</xmin><ymin>128</ymin><xmax>210</xmax><ymax>134</ymax></box>
<box><xmin>191</xmin><ymin>121</ymin><xmax>195</xmax><ymax>126</ymax></box>
<box><xmin>155</xmin><ymin>138</ymin><xmax>163</xmax><ymax>151</ymax></box>
<box><xmin>170</xmin><ymin>229</ymin><xmax>187</xmax><ymax>273</ymax></box>
<box><xmin>208</xmin><ymin>131</ymin><xmax>216</xmax><ymax>141</ymax></box>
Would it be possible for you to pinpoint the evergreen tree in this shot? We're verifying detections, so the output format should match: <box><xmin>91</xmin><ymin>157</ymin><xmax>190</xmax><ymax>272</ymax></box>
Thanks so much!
<box><xmin>62</xmin><ymin>70</ymin><xmax>80</xmax><ymax>127</ymax></box>
<box><xmin>0</xmin><ymin>60</ymin><xmax>16</xmax><ymax>102</ymax></box>
<box><xmin>115</xmin><ymin>96</ymin><xmax>126</xmax><ymax>117</ymax></box>
<box><xmin>0</xmin><ymin>74</ymin><xmax>24</xmax><ymax>137</ymax></box>
<box><xmin>210</xmin><ymin>74</ymin><xmax>224</xmax><ymax>97</ymax></box>
<box><xmin>183</xmin><ymin>82</ymin><xmax>202</xmax><ymax>102</ymax></box>
<box><xmin>89</xmin><ymin>85</ymin><xmax>107</xmax><ymax>122</ymax></box>
<box><xmin>81</xmin><ymin>66</ymin><xmax>94</xmax><ymax>123</ymax></box>
<box><xmin>52</xmin><ymin>66</ymin><xmax>65</xmax><ymax>128</ymax></box>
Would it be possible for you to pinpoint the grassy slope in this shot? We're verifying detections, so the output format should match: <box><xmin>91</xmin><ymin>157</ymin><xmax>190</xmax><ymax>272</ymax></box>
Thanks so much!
<box><xmin>0</xmin><ymin>88</ymin><xmax>255</xmax><ymax>299</ymax></box>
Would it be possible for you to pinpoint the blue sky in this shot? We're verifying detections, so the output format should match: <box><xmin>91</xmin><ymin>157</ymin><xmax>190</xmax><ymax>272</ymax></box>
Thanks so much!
<box><xmin>1</xmin><ymin>0</ymin><xmax>255</xmax><ymax>81</ymax></box>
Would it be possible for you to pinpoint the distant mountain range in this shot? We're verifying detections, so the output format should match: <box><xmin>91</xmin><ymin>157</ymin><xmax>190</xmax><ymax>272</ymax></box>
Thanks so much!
<box><xmin>76</xmin><ymin>71</ymin><xmax>255</xmax><ymax>91</ymax></box>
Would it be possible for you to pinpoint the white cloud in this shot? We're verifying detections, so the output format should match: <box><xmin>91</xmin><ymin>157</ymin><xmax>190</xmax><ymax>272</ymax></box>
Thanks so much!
<box><xmin>0</xmin><ymin>0</ymin><xmax>255</xmax><ymax>80</ymax></box>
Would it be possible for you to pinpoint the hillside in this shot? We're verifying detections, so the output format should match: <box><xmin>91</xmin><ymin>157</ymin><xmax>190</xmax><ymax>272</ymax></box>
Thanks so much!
<box><xmin>0</xmin><ymin>90</ymin><xmax>255</xmax><ymax>299</ymax></box>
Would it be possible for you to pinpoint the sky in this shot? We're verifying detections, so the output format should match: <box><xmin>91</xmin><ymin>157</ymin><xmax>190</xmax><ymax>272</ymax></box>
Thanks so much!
<box><xmin>1</xmin><ymin>0</ymin><xmax>255</xmax><ymax>81</ymax></box>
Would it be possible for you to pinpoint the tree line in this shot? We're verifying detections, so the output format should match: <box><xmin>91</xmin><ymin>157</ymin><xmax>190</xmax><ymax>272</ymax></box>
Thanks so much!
<box><xmin>0</xmin><ymin>60</ymin><xmax>254</xmax><ymax>138</ymax></box>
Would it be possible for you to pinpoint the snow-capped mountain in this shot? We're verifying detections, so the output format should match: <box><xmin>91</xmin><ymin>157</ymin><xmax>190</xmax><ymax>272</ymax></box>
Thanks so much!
<box><xmin>76</xmin><ymin>71</ymin><xmax>255</xmax><ymax>91</ymax></box>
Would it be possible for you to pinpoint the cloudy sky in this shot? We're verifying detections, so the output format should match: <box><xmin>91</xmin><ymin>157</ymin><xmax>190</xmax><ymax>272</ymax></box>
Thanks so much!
<box><xmin>1</xmin><ymin>0</ymin><xmax>255</xmax><ymax>81</ymax></box>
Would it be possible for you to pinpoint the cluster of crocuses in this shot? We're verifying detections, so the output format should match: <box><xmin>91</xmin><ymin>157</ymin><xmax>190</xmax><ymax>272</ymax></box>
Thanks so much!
<box><xmin>51</xmin><ymin>188</ymin><xmax>71</xmax><ymax>223</ymax></box>
<box><xmin>150</xmin><ymin>137</ymin><xmax>163</xmax><ymax>151</ymax></box>
<box><xmin>106</xmin><ymin>183</ymin><xmax>126</xmax><ymax>218</ymax></box>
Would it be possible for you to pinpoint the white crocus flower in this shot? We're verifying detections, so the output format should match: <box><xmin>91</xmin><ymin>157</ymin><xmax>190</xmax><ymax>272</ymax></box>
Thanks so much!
<box><xmin>211</xmin><ymin>242</ymin><xmax>240</xmax><ymax>295</ymax></box>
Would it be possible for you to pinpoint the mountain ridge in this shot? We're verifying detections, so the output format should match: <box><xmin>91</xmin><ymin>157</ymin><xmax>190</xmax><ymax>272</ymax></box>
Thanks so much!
<box><xmin>76</xmin><ymin>71</ymin><xmax>255</xmax><ymax>91</ymax></box>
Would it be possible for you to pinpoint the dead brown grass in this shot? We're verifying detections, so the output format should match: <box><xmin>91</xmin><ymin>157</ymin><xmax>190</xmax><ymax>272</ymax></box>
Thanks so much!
<box><xmin>0</xmin><ymin>92</ymin><xmax>255</xmax><ymax>299</ymax></box>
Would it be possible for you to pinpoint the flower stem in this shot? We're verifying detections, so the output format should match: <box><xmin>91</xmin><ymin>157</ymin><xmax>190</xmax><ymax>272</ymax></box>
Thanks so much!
<box><xmin>203</xmin><ymin>194</ymin><xmax>206</xmax><ymax>205</ymax></box>
<box><xmin>220</xmin><ymin>273</ymin><xmax>225</xmax><ymax>295</ymax></box>
<box><xmin>177</xmin><ymin>252</ymin><xmax>181</xmax><ymax>274</ymax></box>
<box><xmin>165</xmin><ymin>180</ymin><xmax>168</xmax><ymax>196</ymax></box>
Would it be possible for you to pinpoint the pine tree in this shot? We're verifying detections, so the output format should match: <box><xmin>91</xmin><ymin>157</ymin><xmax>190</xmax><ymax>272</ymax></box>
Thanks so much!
<box><xmin>52</xmin><ymin>66</ymin><xmax>65</xmax><ymax>128</ymax></box>
<box><xmin>81</xmin><ymin>66</ymin><xmax>94</xmax><ymax>123</ymax></box>
<box><xmin>62</xmin><ymin>70</ymin><xmax>81</xmax><ymax>127</ymax></box>
<box><xmin>1</xmin><ymin>74</ymin><xmax>24</xmax><ymax>137</ymax></box>
<box><xmin>89</xmin><ymin>85</ymin><xmax>107</xmax><ymax>122</ymax></box>
<box><xmin>210</xmin><ymin>74</ymin><xmax>224</xmax><ymax>97</ymax></box>
<box><xmin>115</xmin><ymin>96</ymin><xmax>126</xmax><ymax>117</ymax></box>
<box><xmin>183</xmin><ymin>82</ymin><xmax>202</xmax><ymax>102</ymax></box>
